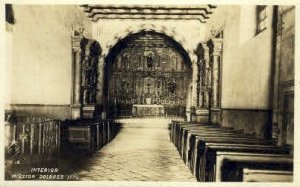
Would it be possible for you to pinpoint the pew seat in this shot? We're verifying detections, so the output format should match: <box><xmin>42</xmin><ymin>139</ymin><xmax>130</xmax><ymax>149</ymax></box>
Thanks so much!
<box><xmin>243</xmin><ymin>168</ymin><xmax>293</xmax><ymax>182</ymax></box>
<box><xmin>215</xmin><ymin>152</ymin><xmax>293</xmax><ymax>182</ymax></box>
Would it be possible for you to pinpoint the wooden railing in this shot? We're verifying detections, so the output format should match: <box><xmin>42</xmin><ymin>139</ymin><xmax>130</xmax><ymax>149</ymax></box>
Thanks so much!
<box><xmin>5</xmin><ymin>115</ymin><xmax>61</xmax><ymax>165</ymax></box>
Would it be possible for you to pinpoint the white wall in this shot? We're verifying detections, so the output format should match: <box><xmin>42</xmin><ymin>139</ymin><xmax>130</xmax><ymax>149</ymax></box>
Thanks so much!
<box><xmin>5</xmin><ymin>5</ymin><xmax>92</xmax><ymax>105</ymax></box>
<box><xmin>205</xmin><ymin>5</ymin><xmax>274</xmax><ymax>109</ymax></box>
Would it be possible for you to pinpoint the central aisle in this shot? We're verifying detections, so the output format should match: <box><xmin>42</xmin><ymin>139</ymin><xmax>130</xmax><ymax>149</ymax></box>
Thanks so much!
<box><xmin>77</xmin><ymin>118</ymin><xmax>196</xmax><ymax>181</ymax></box>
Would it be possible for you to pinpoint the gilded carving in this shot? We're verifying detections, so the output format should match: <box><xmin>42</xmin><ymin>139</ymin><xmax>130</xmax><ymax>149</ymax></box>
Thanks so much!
<box><xmin>106</xmin><ymin>32</ymin><xmax>192</xmax><ymax>116</ymax></box>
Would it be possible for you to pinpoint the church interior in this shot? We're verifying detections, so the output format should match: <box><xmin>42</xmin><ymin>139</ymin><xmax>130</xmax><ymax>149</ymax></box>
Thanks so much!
<box><xmin>3</xmin><ymin>3</ymin><xmax>296</xmax><ymax>182</ymax></box>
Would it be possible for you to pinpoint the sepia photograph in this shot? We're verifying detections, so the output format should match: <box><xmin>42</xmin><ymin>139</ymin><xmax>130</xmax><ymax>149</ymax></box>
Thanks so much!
<box><xmin>1</xmin><ymin>0</ymin><xmax>299</xmax><ymax>186</ymax></box>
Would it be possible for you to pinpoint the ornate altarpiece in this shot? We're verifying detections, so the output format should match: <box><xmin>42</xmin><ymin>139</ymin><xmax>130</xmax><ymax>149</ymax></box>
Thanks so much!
<box><xmin>106</xmin><ymin>32</ymin><xmax>192</xmax><ymax>117</ymax></box>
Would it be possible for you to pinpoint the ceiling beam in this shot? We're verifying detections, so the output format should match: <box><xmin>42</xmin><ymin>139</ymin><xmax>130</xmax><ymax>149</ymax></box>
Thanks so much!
<box><xmin>80</xmin><ymin>4</ymin><xmax>216</xmax><ymax>23</ymax></box>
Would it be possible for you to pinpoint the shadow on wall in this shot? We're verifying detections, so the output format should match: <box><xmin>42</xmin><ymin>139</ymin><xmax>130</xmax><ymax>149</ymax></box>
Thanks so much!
<box><xmin>221</xmin><ymin>109</ymin><xmax>272</xmax><ymax>138</ymax></box>
<box><xmin>7</xmin><ymin>105</ymin><xmax>72</xmax><ymax>120</ymax></box>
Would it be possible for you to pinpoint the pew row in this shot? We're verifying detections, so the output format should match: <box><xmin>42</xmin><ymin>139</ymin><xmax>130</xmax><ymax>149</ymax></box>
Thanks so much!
<box><xmin>188</xmin><ymin>135</ymin><xmax>283</xmax><ymax>179</ymax></box>
<box><xmin>194</xmin><ymin>141</ymin><xmax>291</xmax><ymax>181</ymax></box>
<box><xmin>169</xmin><ymin>120</ymin><xmax>293</xmax><ymax>182</ymax></box>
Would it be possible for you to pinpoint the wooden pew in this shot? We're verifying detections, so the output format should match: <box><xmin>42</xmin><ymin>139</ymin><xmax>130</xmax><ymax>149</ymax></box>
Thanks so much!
<box><xmin>197</xmin><ymin>142</ymin><xmax>291</xmax><ymax>181</ymax></box>
<box><xmin>242</xmin><ymin>168</ymin><xmax>293</xmax><ymax>182</ymax></box>
<box><xmin>171</xmin><ymin>121</ymin><xmax>190</xmax><ymax>145</ymax></box>
<box><xmin>171</xmin><ymin>121</ymin><xmax>246</xmax><ymax>161</ymax></box>
<box><xmin>175</xmin><ymin>123</ymin><xmax>219</xmax><ymax>149</ymax></box>
<box><xmin>175</xmin><ymin>121</ymin><xmax>235</xmax><ymax>147</ymax></box>
<box><xmin>181</xmin><ymin>128</ymin><xmax>247</xmax><ymax>162</ymax></box>
<box><xmin>171</xmin><ymin>121</ymin><xmax>210</xmax><ymax>145</ymax></box>
<box><xmin>215</xmin><ymin>152</ymin><xmax>293</xmax><ymax>182</ymax></box>
<box><xmin>169</xmin><ymin>121</ymin><xmax>293</xmax><ymax>182</ymax></box>
<box><xmin>188</xmin><ymin>134</ymin><xmax>277</xmax><ymax>179</ymax></box>
<box><xmin>178</xmin><ymin>125</ymin><xmax>221</xmax><ymax>150</ymax></box>
<box><xmin>188</xmin><ymin>132</ymin><xmax>276</xmax><ymax>164</ymax></box>
<box><xmin>172</xmin><ymin>123</ymin><xmax>258</xmax><ymax>157</ymax></box>
<box><xmin>186</xmin><ymin>132</ymin><xmax>269</xmax><ymax>164</ymax></box>
<box><xmin>178</xmin><ymin>124</ymin><xmax>255</xmax><ymax>160</ymax></box>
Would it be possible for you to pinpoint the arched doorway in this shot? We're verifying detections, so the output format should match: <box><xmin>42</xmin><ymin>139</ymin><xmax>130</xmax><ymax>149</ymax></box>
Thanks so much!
<box><xmin>104</xmin><ymin>31</ymin><xmax>192</xmax><ymax>118</ymax></box>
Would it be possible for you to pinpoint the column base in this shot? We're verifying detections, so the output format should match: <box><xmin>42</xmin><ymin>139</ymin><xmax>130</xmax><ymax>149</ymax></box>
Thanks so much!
<box><xmin>186</xmin><ymin>110</ymin><xmax>192</xmax><ymax>122</ymax></box>
<box><xmin>71</xmin><ymin>105</ymin><xmax>81</xmax><ymax>120</ymax></box>
<box><xmin>192</xmin><ymin>108</ymin><xmax>209</xmax><ymax>123</ymax></box>
<box><xmin>82</xmin><ymin>104</ymin><xmax>96</xmax><ymax>119</ymax></box>
<box><xmin>210</xmin><ymin>107</ymin><xmax>221</xmax><ymax>125</ymax></box>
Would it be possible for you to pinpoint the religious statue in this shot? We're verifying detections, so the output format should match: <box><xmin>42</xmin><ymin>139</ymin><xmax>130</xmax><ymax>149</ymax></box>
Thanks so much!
<box><xmin>80</xmin><ymin>40</ymin><xmax>99</xmax><ymax>105</ymax></box>
<box><xmin>167</xmin><ymin>78</ymin><xmax>177</xmax><ymax>94</ymax></box>
<box><xmin>122</xmin><ymin>54</ymin><xmax>129</xmax><ymax>70</ymax></box>
<box><xmin>82</xmin><ymin>55</ymin><xmax>95</xmax><ymax>86</ymax></box>
<box><xmin>121</xmin><ymin>80</ymin><xmax>129</xmax><ymax>94</ymax></box>
<box><xmin>146</xmin><ymin>55</ymin><xmax>153</xmax><ymax>68</ymax></box>
<box><xmin>83</xmin><ymin>89</ymin><xmax>89</xmax><ymax>104</ymax></box>
<box><xmin>132</xmin><ymin>107</ymin><xmax>137</xmax><ymax>117</ymax></box>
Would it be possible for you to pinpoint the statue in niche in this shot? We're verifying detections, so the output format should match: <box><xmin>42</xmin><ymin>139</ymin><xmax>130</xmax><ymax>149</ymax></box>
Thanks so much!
<box><xmin>146</xmin><ymin>82</ymin><xmax>151</xmax><ymax>94</ymax></box>
<box><xmin>89</xmin><ymin>90</ymin><xmax>96</xmax><ymax>103</ymax></box>
<box><xmin>83</xmin><ymin>88</ymin><xmax>89</xmax><ymax>104</ymax></box>
<box><xmin>167</xmin><ymin>78</ymin><xmax>177</xmax><ymax>95</ymax></box>
<box><xmin>82</xmin><ymin>55</ymin><xmax>96</xmax><ymax>87</ymax></box>
<box><xmin>198</xmin><ymin>59</ymin><xmax>204</xmax><ymax>79</ymax></box>
<box><xmin>146</xmin><ymin>55</ymin><xmax>153</xmax><ymax>69</ymax></box>
<box><xmin>83</xmin><ymin>87</ymin><xmax>96</xmax><ymax>104</ymax></box>
<box><xmin>121</xmin><ymin>80</ymin><xmax>129</xmax><ymax>94</ymax></box>
<box><xmin>205</xmin><ymin>68</ymin><xmax>211</xmax><ymax>88</ymax></box>
<box><xmin>122</xmin><ymin>54</ymin><xmax>129</xmax><ymax>70</ymax></box>
<box><xmin>82</xmin><ymin>55</ymin><xmax>97</xmax><ymax>104</ymax></box>
<box><xmin>171</xmin><ymin>54</ymin><xmax>176</xmax><ymax>71</ymax></box>
<box><xmin>80</xmin><ymin>40</ymin><xmax>99</xmax><ymax>105</ymax></box>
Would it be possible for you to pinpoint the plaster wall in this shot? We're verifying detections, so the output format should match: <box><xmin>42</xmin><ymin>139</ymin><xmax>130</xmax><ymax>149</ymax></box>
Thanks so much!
<box><xmin>6</xmin><ymin>5</ymin><xmax>92</xmax><ymax>106</ymax></box>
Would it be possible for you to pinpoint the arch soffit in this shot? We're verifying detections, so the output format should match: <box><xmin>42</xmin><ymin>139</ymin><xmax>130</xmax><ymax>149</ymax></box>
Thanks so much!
<box><xmin>100</xmin><ymin>24</ymin><xmax>198</xmax><ymax>64</ymax></box>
